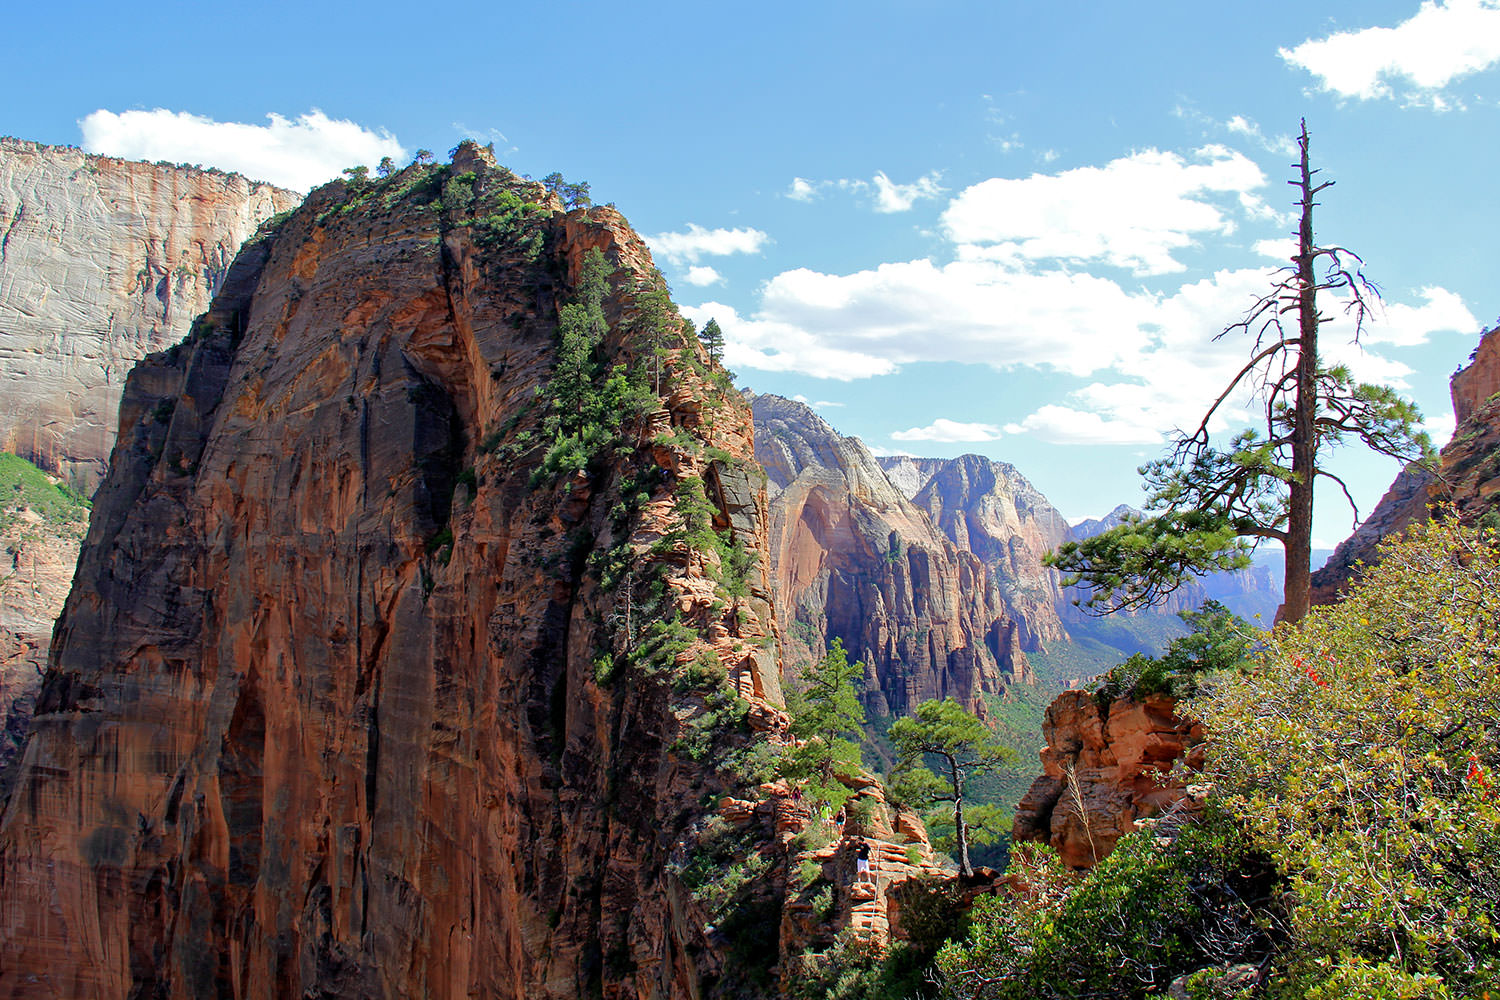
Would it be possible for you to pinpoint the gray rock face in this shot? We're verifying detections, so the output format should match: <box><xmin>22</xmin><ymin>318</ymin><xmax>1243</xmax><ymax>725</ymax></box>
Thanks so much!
<box><xmin>0</xmin><ymin>137</ymin><xmax>299</xmax><ymax>488</ymax></box>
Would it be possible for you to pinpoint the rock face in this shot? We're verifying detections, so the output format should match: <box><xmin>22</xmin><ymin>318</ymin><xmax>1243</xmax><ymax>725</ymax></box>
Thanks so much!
<box><xmin>0</xmin><ymin>464</ymin><xmax>89</xmax><ymax>799</ymax></box>
<box><xmin>885</xmin><ymin>455</ymin><xmax>1072</xmax><ymax>648</ymax></box>
<box><xmin>0</xmin><ymin>146</ymin><xmax>789</xmax><ymax>999</ymax></box>
<box><xmin>753</xmin><ymin>395</ymin><xmax>1026</xmax><ymax>717</ymax></box>
<box><xmin>0</xmin><ymin>137</ymin><xmax>299</xmax><ymax>489</ymax></box>
<box><xmin>1312</xmin><ymin>325</ymin><xmax>1500</xmax><ymax>604</ymax></box>
<box><xmin>1011</xmin><ymin>690</ymin><xmax>1203</xmax><ymax>868</ymax></box>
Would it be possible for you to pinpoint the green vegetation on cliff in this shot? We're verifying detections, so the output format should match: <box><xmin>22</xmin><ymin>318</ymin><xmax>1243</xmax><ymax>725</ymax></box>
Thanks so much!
<box><xmin>926</xmin><ymin>518</ymin><xmax>1499</xmax><ymax>998</ymax></box>
<box><xmin>0</xmin><ymin>452</ymin><xmax>91</xmax><ymax>537</ymax></box>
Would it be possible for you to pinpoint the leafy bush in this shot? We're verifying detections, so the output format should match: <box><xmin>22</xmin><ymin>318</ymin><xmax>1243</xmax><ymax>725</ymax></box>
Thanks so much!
<box><xmin>933</xmin><ymin>810</ymin><xmax>1275</xmax><ymax>999</ymax></box>
<box><xmin>1195</xmin><ymin>518</ymin><xmax>1500</xmax><ymax>997</ymax></box>
<box><xmin>1091</xmin><ymin>600</ymin><xmax>1252</xmax><ymax>704</ymax></box>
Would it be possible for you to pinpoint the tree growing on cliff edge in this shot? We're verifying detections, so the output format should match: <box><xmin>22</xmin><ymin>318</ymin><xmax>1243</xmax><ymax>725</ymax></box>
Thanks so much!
<box><xmin>1047</xmin><ymin>120</ymin><xmax>1432</xmax><ymax>624</ymax></box>
<box><xmin>782</xmin><ymin>638</ymin><xmax>867</xmax><ymax>812</ymax></box>
<box><xmin>889</xmin><ymin>698</ymin><xmax>1013</xmax><ymax>878</ymax></box>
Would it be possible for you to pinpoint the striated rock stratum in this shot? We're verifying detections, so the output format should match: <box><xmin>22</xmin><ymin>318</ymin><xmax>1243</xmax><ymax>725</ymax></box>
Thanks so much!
<box><xmin>753</xmin><ymin>394</ymin><xmax>1029</xmax><ymax>717</ymax></box>
<box><xmin>0</xmin><ymin>137</ymin><xmax>300</xmax><ymax>489</ymax></box>
<box><xmin>0</xmin><ymin>144</ymin><xmax>812</xmax><ymax>999</ymax></box>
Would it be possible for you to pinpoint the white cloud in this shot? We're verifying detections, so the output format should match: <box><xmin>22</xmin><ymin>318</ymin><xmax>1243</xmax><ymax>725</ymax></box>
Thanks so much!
<box><xmin>1281</xmin><ymin>0</ymin><xmax>1500</xmax><ymax>104</ymax></box>
<box><xmin>787</xmin><ymin>177</ymin><xmax>819</xmax><ymax>202</ymax></box>
<box><xmin>871</xmin><ymin>171</ymin><xmax>946</xmax><ymax>212</ymax></box>
<box><xmin>891</xmin><ymin>418</ymin><xmax>1004</xmax><ymax>442</ymax></box>
<box><xmin>1363</xmin><ymin>286</ymin><xmax>1479</xmax><ymax>346</ymax></box>
<box><xmin>646</xmin><ymin>224</ymin><xmax>770</xmax><ymax>266</ymax></box>
<box><xmin>1426</xmin><ymin>409</ymin><xmax>1458</xmax><ymax>445</ymax></box>
<box><xmin>683</xmin><ymin>265</ymin><xmax>724</xmax><ymax>287</ymax></box>
<box><xmin>78</xmin><ymin>108</ymin><xmax>405</xmax><ymax>192</ymax></box>
<box><xmin>940</xmin><ymin>146</ymin><xmax>1267</xmax><ymax>275</ymax></box>
<box><xmin>1224</xmin><ymin>115</ymin><xmax>1298</xmax><ymax>157</ymax></box>
<box><xmin>1004</xmin><ymin>405</ymin><xmax>1163</xmax><ymax>446</ymax></box>
<box><xmin>784</xmin><ymin>171</ymin><xmax>945</xmax><ymax>213</ymax></box>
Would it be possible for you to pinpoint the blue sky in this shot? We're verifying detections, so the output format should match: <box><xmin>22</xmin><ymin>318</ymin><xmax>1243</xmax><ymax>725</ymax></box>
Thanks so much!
<box><xmin>10</xmin><ymin>0</ymin><xmax>1500</xmax><ymax>547</ymax></box>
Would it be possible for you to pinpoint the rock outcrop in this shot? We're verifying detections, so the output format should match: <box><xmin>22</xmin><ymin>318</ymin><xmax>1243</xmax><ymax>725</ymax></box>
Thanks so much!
<box><xmin>0</xmin><ymin>137</ymin><xmax>299</xmax><ymax>489</ymax></box>
<box><xmin>754</xmin><ymin>395</ymin><xmax>1027</xmax><ymax>717</ymax></box>
<box><xmin>0</xmin><ymin>146</ymin><xmax>789</xmax><ymax>999</ymax></box>
<box><xmin>1312</xmin><ymin>324</ymin><xmax>1500</xmax><ymax>604</ymax></box>
<box><xmin>1011</xmin><ymin>690</ymin><xmax>1203</xmax><ymax>868</ymax></box>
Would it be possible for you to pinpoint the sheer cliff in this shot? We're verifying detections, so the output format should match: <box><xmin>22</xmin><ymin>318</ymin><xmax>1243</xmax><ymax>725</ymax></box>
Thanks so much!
<box><xmin>752</xmin><ymin>395</ymin><xmax>1028</xmax><ymax>718</ymax></box>
<box><xmin>881</xmin><ymin>454</ymin><xmax>1072</xmax><ymax>648</ymax></box>
<box><xmin>0</xmin><ymin>137</ymin><xmax>300</xmax><ymax>488</ymax></box>
<box><xmin>1311</xmin><ymin>324</ymin><xmax>1500</xmax><ymax>604</ymax></box>
<box><xmin>0</xmin><ymin>145</ymin><xmax>794</xmax><ymax>999</ymax></box>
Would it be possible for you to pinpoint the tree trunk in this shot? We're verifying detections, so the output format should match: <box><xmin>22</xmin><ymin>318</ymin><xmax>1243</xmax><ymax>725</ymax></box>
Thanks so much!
<box><xmin>1281</xmin><ymin>119</ymin><xmax>1319</xmax><ymax>625</ymax></box>
<box><xmin>949</xmin><ymin>755</ymin><xmax>972</xmax><ymax>877</ymax></box>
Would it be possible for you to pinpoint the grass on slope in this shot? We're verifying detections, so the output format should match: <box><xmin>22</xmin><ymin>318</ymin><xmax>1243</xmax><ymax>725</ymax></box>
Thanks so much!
<box><xmin>0</xmin><ymin>453</ymin><xmax>91</xmax><ymax>537</ymax></box>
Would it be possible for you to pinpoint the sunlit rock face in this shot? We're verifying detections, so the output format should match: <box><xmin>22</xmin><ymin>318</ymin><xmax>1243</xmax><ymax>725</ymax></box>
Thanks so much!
<box><xmin>1011</xmin><ymin>690</ymin><xmax>1203</xmax><ymax>869</ymax></box>
<box><xmin>1312</xmin><ymin>325</ymin><xmax>1500</xmax><ymax>605</ymax></box>
<box><xmin>0</xmin><ymin>146</ymin><xmax>789</xmax><ymax>999</ymax></box>
<box><xmin>0</xmin><ymin>137</ymin><xmax>300</xmax><ymax>489</ymax></box>
<box><xmin>754</xmin><ymin>394</ymin><xmax>1028</xmax><ymax>719</ymax></box>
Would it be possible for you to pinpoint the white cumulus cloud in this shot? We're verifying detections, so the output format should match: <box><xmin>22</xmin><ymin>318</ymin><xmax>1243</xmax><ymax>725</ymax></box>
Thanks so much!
<box><xmin>646</xmin><ymin>224</ymin><xmax>770</xmax><ymax>267</ymax></box>
<box><xmin>871</xmin><ymin>171</ymin><xmax>946</xmax><ymax>212</ymax></box>
<box><xmin>1004</xmin><ymin>405</ymin><xmax>1164</xmax><ymax>446</ymax></box>
<box><xmin>78</xmin><ymin>108</ymin><xmax>405</xmax><ymax>192</ymax></box>
<box><xmin>940</xmin><ymin>146</ymin><xmax>1267</xmax><ymax>275</ymax></box>
<box><xmin>891</xmin><ymin>418</ymin><xmax>1004</xmax><ymax>442</ymax></box>
<box><xmin>683</xmin><ymin>266</ymin><xmax>724</xmax><ymax>287</ymax></box>
<box><xmin>1281</xmin><ymin>0</ymin><xmax>1500</xmax><ymax>104</ymax></box>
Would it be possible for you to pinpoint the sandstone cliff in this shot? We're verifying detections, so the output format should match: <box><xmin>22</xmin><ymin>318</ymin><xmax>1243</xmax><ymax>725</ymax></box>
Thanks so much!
<box><xmin>0</xmin><ymin>145</ymin><xmax>798</xmax><ymax>999</ymax></box>
<box><xmin>883</xmin><ymin>454</ymin><xmax>1072</xmax><ymax>648</ymax></box>
<box><xmin>0</xmin><ymin>456</ymin><xmax>89</xmax><ymax>799</ymax></box>
<box><xmin>753</xmin><ymin>395</ymin><xmax>1027</xmax><ymax>718</ymax></box>
<box><xmin>1011</xmin><ymin>690</ymin><xmax>1202</xmax><ymax>868</ymax></box>
<box><xmin>1311</xmin><ymin>324</ymin><xmax>1500</xmax><ymax>604</ymax></box>
<box><xmin>0</xmin><ymin>137</ymin><xmax>299</xmax><ymax>490</ymax></box>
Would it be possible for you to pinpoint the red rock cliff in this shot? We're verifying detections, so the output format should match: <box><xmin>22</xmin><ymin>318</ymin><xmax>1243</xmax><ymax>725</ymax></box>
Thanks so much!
<box><xmin>1011</xmin><ymin>690</ymin><xmax>1202</xmax><ymax>868</ymax></box>
<box><xmin>0</xmin><ymin>145</ymin><xmax>787</xmax><ymax>999</ymax></box>
<box><xmin>753</xmin><ymin>394</ymin><xmax>1028</xmax><ymax>718</ymax></box>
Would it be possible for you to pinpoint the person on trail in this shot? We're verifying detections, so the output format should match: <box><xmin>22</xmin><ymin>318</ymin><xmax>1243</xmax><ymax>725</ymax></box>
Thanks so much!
<box><xmin>833</xmin><ymin>806</ymin><xmax>846</xmax><ymax>835</ymax></box>
<box><xmin>855</xmin><ymin>841</ymin><xmax>873</xmax><ymax>884</ymax></box>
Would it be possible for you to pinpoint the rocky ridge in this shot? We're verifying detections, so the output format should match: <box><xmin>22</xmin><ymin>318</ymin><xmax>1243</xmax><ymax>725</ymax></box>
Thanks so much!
<box><xmin>753</xmin><ymin>394</ymin><xmax>1028</xmax><ymax>718</ymax></box>
<box><xmin>0</xmin><ymin>137</ymin><xmax>300</xmax><ymax>488</ymax></box>
<box><xmin>1311</xmin><ymin>324</ymin><xmax>1500</xmax><ymax>604</ymax></box>
<box><xmin>0</xmin><ymin>144</ymin><xmax>820</xmax><ymax>999</ymax></box>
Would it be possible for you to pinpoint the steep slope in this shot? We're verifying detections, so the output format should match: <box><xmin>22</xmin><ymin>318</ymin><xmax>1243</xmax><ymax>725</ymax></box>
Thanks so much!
<box><xmin>0</xmin><ymin>137</ymin><xmax>300</xmax><ymax>489</ymax></box>
<box><xmin>0</xmin><ymin>455</ymin><xmax>90</xmax><ymax>798</ymax></box>
<box><xmin>0</xmin><ymin>145</ymin><xmax>789</xmax><ymax>999</ymax></box>
<box><xmin>754</xmin><ymin>395</ymin><xmax>1027</xmax><ymax>718</ymax></box>
<box><xmin>1311</xmin><ymin>324</ymin><xmax>1500</xmax><ymax>604</ymax></box>
<box><xmin>890</xmin><ymin>454</ymin><xmax>1072</xmax><ymax>648</ymax></box>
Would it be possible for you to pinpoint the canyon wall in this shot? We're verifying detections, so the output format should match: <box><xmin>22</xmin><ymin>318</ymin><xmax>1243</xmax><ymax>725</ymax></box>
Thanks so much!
<box><xmin>0</xmin><ymin>145</ymin><xmax>788</xmax><ymax>999</ymax></box>
<box><xmin>1311</xmin><ymin>324</ymin><xmax>1500</xmax><ymax>604</ymax></box>
<box><xmin>0</xmin><ymin>137</ymin><xmax>299</xmax><ymax>490</ymax></box>
<box><xmin>883</xmin><ymin>454</ymin><xmax>1071</xmax><ymax>648</ymax></box>
<box><xmin>753</xmin><ymin>395</ymin><xmax>1026</xmax><ymax>718</ymax></box>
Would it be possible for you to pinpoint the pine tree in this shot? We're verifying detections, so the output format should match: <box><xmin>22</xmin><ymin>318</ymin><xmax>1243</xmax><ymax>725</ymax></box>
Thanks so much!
<box><xmin>1047</xmin><ymin>120</ymin><xmax>1432</xmax><ymax>623</ymax></box>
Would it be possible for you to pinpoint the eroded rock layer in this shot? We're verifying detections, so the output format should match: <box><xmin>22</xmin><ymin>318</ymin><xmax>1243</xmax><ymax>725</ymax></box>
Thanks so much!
<box><xmin>0</xmin><ymin>146</ymin><xmax>785</xmax><ymax>1000</ymax></box>
<box><xmin>753</xmin><ymin>395</ymin><xmax>1026</xmax><ymax>717</ymax></box>
<box><xmin>1312</xmin><ymin>324</ymin><xmax>1500</xmax><ymax>604</ymax></box>
<box><xmin>1011</xmin><ymin>690</ymin><xmax>1202</xmax><ymax>868</ymax></box>
<box><xmin>0</xmin><ymin>137</ymin><xmax>300</xmax><ymax>489</ymax></box>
